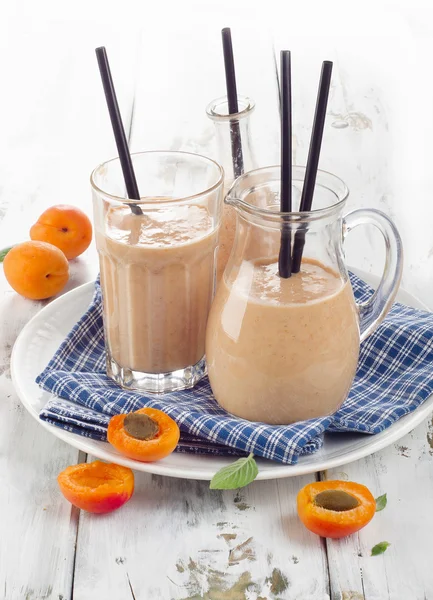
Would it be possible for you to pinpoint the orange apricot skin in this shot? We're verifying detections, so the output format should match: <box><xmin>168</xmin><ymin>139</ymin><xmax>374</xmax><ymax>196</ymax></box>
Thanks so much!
<box><xmin>30</xmin><ymin>204</ymin><xmax>92</xmax><ymax>259</ymax></box>
<box><xmin>297</xmin><ymin>480</ymin><xmax>376</xmax><ymax>539</ymax></box>
<box><xmin>57</xmin><ymin>461</ymin><xmax>134</xmax><ymax>514</ymax></box>
<box><xmin>3</xmin><ymin>241</ymin><xmax>69</xmax><ymax>300</ymax></box>
<box><xmin>108</xmin><ymin>408</ymin><xmax>180</xmax><ymax>462</ymax></box>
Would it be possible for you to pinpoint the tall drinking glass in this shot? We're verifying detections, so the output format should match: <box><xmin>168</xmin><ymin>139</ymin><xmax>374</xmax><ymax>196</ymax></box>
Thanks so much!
<box><xmin>91</xmin><ymin>151</ymin><xmax>224</xmax><ymax>393</ymax></box>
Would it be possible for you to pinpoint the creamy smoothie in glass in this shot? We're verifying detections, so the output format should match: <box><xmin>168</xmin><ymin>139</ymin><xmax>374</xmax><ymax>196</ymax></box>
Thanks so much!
<box><xmin>91</xmin><ymin>151</ymin><xmax>224</xmax><ymax>393</ymax></box>
<box><xmin>206</xmin><ymin>165</ymin><xmax>403</xmax><ymax>424</ymax></box>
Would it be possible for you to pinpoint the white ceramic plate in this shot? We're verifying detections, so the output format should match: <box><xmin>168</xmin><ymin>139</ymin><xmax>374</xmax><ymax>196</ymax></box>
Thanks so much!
<box><xmin>11</xmin><ymin>269</ymin><xmax>433</xmax><ymax>480</ymax></box>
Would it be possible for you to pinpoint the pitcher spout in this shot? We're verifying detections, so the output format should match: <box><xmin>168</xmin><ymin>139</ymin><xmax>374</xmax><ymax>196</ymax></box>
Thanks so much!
<box><xmin>224</xmin><ymin>177</ymin><xmax>241</xmax><ymax>209</ymax></box>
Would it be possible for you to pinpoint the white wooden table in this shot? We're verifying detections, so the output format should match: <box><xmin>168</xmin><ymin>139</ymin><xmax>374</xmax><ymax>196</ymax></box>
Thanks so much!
<box><xmin>2</xmin><ymin>5</ymin><xmax>433</xmax><ymax>598</ymax></box>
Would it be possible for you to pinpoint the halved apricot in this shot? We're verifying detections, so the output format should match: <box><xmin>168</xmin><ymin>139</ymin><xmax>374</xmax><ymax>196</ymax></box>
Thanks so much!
<box><xmin>297</xmin><ymin>480</ymin><xmax>376</xmax><ymax>538</ymax></box>
<box><xmin>58</xmin><ymin>460</ymin><xmax>134</xmax><ymax>513</ymax></box>
<box><xmin>107</xmin><ymin>408</ymin><xmax>180</xmax><ymax>462</ymax></box>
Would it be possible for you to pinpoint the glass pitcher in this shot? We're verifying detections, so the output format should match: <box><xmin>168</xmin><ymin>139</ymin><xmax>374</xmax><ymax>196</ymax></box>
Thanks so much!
<box><xmin>205</xmin><ymin>165</ymin><xmax>403</xmax><ymax>425</ymax></box>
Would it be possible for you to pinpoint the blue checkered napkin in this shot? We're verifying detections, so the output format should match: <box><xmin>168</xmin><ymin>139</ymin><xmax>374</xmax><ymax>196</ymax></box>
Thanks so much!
<box><xmin>37</xmin><ymin>274</ymin><xmax>433</xmax><ymax>465</ymax></box>
<box><xmin>39</xmin><ymin>397</ymin><xmax>250</xmax><ymax>458</ymax></box>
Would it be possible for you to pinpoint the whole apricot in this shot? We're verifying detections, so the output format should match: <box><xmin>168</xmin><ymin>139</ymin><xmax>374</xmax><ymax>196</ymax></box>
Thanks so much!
<box><xmin>3</xmin><ymin>241</ymin><xmax>69</xmax><ymax>300</ymax></box>
<box><xmin>30</xmin><ymin>204</ymin><xmax>92</xmax><ymax>259</ymax></box>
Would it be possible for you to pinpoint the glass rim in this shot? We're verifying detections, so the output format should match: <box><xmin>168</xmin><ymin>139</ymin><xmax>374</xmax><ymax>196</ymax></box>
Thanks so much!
<box><xmin>205</xmin><ymin>95</ymin><xmax>256</xmax><ymax>122</ymax></box>
<box><xmin>90</xmin><ymin>150</ymin><xmax>224</xmax><ymax>205</ymax></box>
<box><xmin>226</xmin><ymin>165</ymin><xmax>349</xmax><ymax>223</ymax></box>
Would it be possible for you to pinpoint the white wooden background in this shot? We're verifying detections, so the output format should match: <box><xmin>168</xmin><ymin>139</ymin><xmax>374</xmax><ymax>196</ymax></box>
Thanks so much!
<box><xmin>2</xmin><ymin>2</ymin><xmax>433</xmax><ymax>598</ymax></box>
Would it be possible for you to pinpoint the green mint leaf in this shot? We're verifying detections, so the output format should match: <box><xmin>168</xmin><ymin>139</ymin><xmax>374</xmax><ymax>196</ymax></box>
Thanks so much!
<box><xmin>371</xmin><ymin>541</ymin><xmax>391</xmax><ymax>556</ymax></box>
<box><xmin>0</xmin><ymin>246</ymin><xmax>13</xmax><ymax>262</ymax></box>
<box><xmin>210</xmin><ymin>453</ymin><xmax>258</xmax><ymax>490</ymax></box>
<box><xmin>375</xmin><ymin>493</ymin><xmax>387</xmax><ymax>512</ymax></box>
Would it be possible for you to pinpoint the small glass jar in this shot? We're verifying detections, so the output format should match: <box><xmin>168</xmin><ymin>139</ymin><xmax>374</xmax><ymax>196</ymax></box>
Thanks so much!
<box><xmin>206</xmin><ymin>96</ymin><xmax>258</xmax><ymax>283</ymax></box>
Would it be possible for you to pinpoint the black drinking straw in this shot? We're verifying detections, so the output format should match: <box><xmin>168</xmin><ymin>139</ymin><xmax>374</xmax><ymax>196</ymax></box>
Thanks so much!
<box><xmin>221</xmin><ymin>28</ymin><xmax>244</xmax><ymax>179</ymax></box>
<box><xmin>278</xmin><ymin>50</ymin><xmax>292</xmax><ymax>279</ymax></box>
<box><xmin>95</xmin><ymin>46</ymin><xmax>142</xmax><ymax>216</ymax></box>
<box><xmin>291</xmin><ymin>61</ymin><xmax>333</xmax><ymax>273</ymax></box>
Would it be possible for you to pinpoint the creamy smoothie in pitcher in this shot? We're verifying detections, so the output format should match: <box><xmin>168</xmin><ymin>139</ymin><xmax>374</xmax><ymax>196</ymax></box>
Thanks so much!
<box><xmin>206</xmin><ymin>258</ymin><xmax>360</xmax><ymax>424</ymax></box>
<box><xmin>98</xmin><ymin>203</ymin><xmax>218</xmax><ymax>375</ymax></box>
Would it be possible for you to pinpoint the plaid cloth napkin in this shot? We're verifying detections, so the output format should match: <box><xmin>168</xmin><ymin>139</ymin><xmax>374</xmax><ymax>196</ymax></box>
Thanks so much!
<box><xmin>37</xmin><ymin>273</ymin><xmax>433</xmax><ymax>465</ymax></box>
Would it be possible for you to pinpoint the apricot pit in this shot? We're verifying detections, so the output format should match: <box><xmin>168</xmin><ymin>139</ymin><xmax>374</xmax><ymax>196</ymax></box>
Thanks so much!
<box><xmin>314</xmin><ymin>489</ymin><xmax>360</xmax><ymax>512</ymax></box>
<box><xmin>124</xmin><ymin>412</ymin><xmax>159</xmax><ymax>440</ymax></box>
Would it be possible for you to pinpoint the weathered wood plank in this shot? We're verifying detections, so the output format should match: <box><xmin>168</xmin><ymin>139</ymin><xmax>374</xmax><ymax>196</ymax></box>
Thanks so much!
<box><xmin>73</xmin><ymin>468</ymin><xmax>329</xmax><ymax>599</ymax></box>
<box><xmin>0</xmin><ymin>19</ymin><xmax>138</xmax><ymax>599</ymax></box>
<box><xmin>324</xmin><ymin>417</ymin><xmax>433</xmax><ymax>600</ymax></box>
<box><xmin>0</xmin><ymin>270</ymin><xmax>80</xmax><ymax>600</ymax></box>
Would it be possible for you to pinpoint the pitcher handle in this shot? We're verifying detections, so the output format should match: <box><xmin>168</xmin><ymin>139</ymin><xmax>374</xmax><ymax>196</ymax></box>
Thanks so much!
<box><xmin>343</xmin><ymin>209</ymin><xmax>403</xmax><ymax>343</ymax></box>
